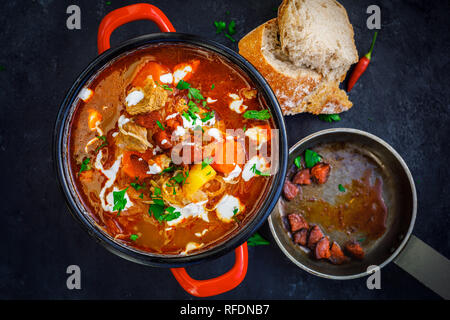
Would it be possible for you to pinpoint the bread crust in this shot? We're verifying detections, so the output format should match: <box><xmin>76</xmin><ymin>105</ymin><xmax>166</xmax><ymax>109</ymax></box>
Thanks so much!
<box><xmin>239</xmin><ymin>19</ymin><xmax>352</xmax><ymax>115</ymax></box>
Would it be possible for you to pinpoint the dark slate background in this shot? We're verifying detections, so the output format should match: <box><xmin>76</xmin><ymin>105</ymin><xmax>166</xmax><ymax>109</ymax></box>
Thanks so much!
<box><xmin>0</xmin><ymin>0</ymin><xmax>449</xmax><ymax>300</ymax></box>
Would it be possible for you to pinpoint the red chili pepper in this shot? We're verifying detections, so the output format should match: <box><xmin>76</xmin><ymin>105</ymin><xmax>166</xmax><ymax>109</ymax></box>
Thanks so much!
<box><xmin>347</xmin><ymin>31</ymin><xmax>378</xmax><ymax>92</ymax></box>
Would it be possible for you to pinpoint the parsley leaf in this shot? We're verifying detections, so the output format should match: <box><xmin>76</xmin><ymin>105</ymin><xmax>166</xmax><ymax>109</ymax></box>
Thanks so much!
<box><xmin>214</xmin><ymin>21</ymin><xmax>226</xmax><ymax>34</ymax></box>
<box><xmin>228</xmin><ymin>20</ymin><xmax>236</xmax><ymax>35</ymax></box>
<box><xmin>176</xmin><ymin>80</ymin><xmax>191</xmax><ymax>90</ymax></box>
<box><xmin>304</xmin><ymin>149</ymin><xmax>322</xmax><ymax>168</ymax></box>
<box><xmin>201</xmin><ymin>157</ymin><xmax>213</xmax><ymax>169</ymax></box>
<box><xmin>130</xmin><ymin>178</ymin><xmax>146</xmax><ymax>191</ymax></box>
<box><xmin>224</xmin><ymin>33</ymin><xmax>236</xmax><ymax>42</ymax></box>
<box><xmin>201</xmin><ymin>111</ymin><xmax>215</xmax><ymax>123</ymax></box>
<box><xmin>79</xmin><ymin>158</ymin><xmax>91</xmax><ymax>175</ymax></box>
<box><xmin>294</xmin><ymin>156</ymin><xmax>302</xmax><ymax>169</ymax></box>
<box><xmin>155</xmin><ymin>81</ymin><xmax>173</xmax><ymax>91</ymax></box>
<box><xmin>338</xmin><ymin>184</ymin><xmax>346</xmax><ymax>192</ymax></box>
<box><xmin>243</xmin><ymin>110</ymin><xmax>271</xmax><ymax>120</ymax></box>
<box><xmin>318</xmin><ymin>114</ymin><xmax>341</xmax><ymax>122</ymax></box>
<box><xmin>176</xmin><ymin>80</ymin><xmax>204</xmax><ymax>100</ymax></box>
<box><xmin>113</xmin><ymin>187</ymin><xmax>129</xmax><ymax>215</ymax></box>
<box><xmin>251</xmin><ymin>164</ymin><xmax>270</xmax><ymax>176</ymax></box>
<box><xmin>130</xmin><ymin>234</ymin><xmax>139</xmax><ymax>241</ymax></box>
<box><xmin>156</xmin><ymin>120</ymin><xmax>165</xmax><ymax>131</ymax></box>
<box><xmin>95</xmin><ymin>136</ymin><xmax>108</xmax><ymax>152</ymax></box>
<box><xmin>247</xmin><ymin>232</ymin><xmax>270</xmax><ymax>246</ymax></box>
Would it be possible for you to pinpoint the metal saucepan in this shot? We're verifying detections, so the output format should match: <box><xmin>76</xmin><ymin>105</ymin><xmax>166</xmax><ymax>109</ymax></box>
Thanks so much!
<box><xmin>269</xmin><ymin>128</ymin><xmax>450</xmax><ymax>299</ymax></box>
<box><xmin>54</xmin><ymin>3</ymin><xmax>288</xmax><ymax>297</ymax></box>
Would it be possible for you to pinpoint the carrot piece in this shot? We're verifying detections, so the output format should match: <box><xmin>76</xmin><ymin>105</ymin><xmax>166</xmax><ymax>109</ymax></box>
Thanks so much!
<box><xmin>173</xmin><ymin>60</ymin><xmax>200</xmax><ymax>85</ymax></box>
<box><xmin>211</xmin><ymin>139</ymin><xmax>245</xmax><ymax>174</ymax></box>
<box><xmin>132</xmin><ymin>61</ymin><xmax>171</xmax><ymax>87</ymax></box>
<box><xmin>87</xmin><ymin>109</ymin><xmax>102</xmax><ymax>131</ymax></box>
<box><xmin>122</xmin><ymin>151</ymin><xmax>150</xmax><ymax>180</ymax></box>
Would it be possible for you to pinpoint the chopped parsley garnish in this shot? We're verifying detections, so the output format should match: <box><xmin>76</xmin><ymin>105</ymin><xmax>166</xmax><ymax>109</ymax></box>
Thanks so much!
<box><xmin>294</xmin><ymin>156</ymin><xmax>302</xmax><ymax>169</ymax></box>
<box><xmin>160</xmin><ymin>166</ymin><xmax>175</xmax><ymax>174</ymax></box>
<box><xmin>228</xmin><ymin>20</ymin><xmax>236</xmax><ymax>35</ymax></box>
<box><xmin>171</xmin><ymin>171</ymin><xmax>189</xmax><ymax>185</ymax></box>
<box><xmin>148</xmin><ymin>187</ymin><xmax>180</xmax><ymax>222</ymax></box>
<box><xmin>139</xmin><ymin>193</ymin><xmax>144</xmax><ymax>199</ymax></box>
<box><xmin>211</xmin><ymin>84</ymin><xmax>215</xmax><ymax>90</ymax></box>
<box><xmin>177</xmin><ymin>80</ymin><xmax>205</xmax><ymax>101</ymax></box>
<box><xmin>78</xmin><ymin>158</ymin><xmax>91</xmax><ymax>175</ymax></box>
<box><xmin>251</xmin><ymin>164</ymin><xmax>270</xmax><ymax>176</ymax></box>
<box><xmin>201</xmin><ymin>157</ymin><xmax>213</xmax><ymax>169</ymax></box>
<box><xmin>130</xmin><ymin>234</ymin><xmax>139</xmax><ymax>241</ymax></box>
<box><xmin>201</xmin><ymin>111</ymin><xmax>215</xmax><ymax>123</ymax></box>
<box><xmin>243</xmin><ymin>109</ymin><xmax>271</xmax><ymax>120</ymax></box>
<box><xmin>338</xmin><ymin>184</ymin><xmax>346</xmax><ymax>192</ymax></box>
<box><xmin>95</xmin><ymin>135</ymin><xmax>108</xmax><ymax>152</ymax></box>
<box><xmin>214</xmin><ymin>21</ymin><xmax>227</xmax><ymax>34</ymax></box>
<box><xmin>206</xmin><ymin>171</ymin><xmax>212</xmax><ymax>176</ymax></box>
<box><xmin>247</xmin><ymin>232</ymin><xmax>270</xmax><ymax>246</ymax></box>
<box><xmin>156</xmin><ymin>120</ymin><xmax>165</xmax><ymax>131</ymax></box>
<box><xmin>233</xmin><ymin>207</ymin><xmax>238</xmax><ymax>216</ymax></box>
<box><xmin>131</xmin><ymin>178</ymin><xmax>146</xmax><ymax>191</ymax></box>
<box><xmin>106</xmin><ymin>1</ymin><xmax>111</xmax><ymax>5</ymax></box>
<box><xmin>224</xmin><ymin>33</ymin><xmax>236</xmax><ymax>42</ymax></box>
<box><xmin>318</xmin><ymin>114</ymin><xmax>341</xmax><ymax>122</ymax></box>
<box><xmin>155</xmin><ymin>81</ymin><xmax>173</xmax><ymax>92</ymax></box>
<box><xmin>113</xmin><ymin>187</ymin><xmax>128</xmax><ymax>216</ymax></box>
<box><xmin>304</xmin><ymin>149</ymin><xmax>322</xmax><ymax>168</ymax></box>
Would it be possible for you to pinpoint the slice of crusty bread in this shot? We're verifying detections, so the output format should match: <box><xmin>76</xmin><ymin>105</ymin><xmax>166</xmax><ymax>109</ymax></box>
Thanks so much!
<box><xmin>239</xmin><ymin>19</ymin><xmax>352</xmax><ymax>115</ymax></box>
<box><xmin>278</xmin><ymin>0</ymin><xmax>358</xmax><ymax>81</ymax></box>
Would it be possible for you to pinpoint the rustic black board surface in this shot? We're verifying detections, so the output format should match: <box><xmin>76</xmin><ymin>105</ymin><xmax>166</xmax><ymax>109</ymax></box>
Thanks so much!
<box><xmin>0</xmin><ymin>0</ymin><xmax>449</xmax><ymax>299</ymax></box>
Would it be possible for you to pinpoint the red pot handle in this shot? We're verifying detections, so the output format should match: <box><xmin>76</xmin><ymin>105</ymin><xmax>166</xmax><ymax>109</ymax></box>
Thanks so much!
<box><xmin>171</xmin><ymin>243</ymin><xmax>248</xmax><ymax>297</ymax></box>
<box><xmin>97</xmin><ymin>3</ymin><xmax>175</xmax><ymax>54</ymax></box>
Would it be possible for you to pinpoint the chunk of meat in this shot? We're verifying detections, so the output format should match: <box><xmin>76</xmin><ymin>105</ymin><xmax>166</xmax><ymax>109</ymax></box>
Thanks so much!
<box><xmin>116</xmin><ymin>121</ymin><xmax>151</xmax><ymax>152</ymax></box>
<box><xmin>307</xmin><ymin>225</ymin><xmax>324</xmax><ymax>249</ymax></box>
<box><xmin>329</xmin><ymin>242</ymin><xmax>349</xmax><ymax>265</ymax></box>
<box><xmin>125</xmin><ymin>78</ymin><xmax>168</xmax><ymax>115</ymax></box>
<box><xmin>315</xmin><ymin>237</ymin><xmax>331</xmax><ymax>260</ymax></box>
<box><xmin>293</xmin><ymin>229</ymin><xmax>308</xmax><ymax>246</ymax></box>
<box><xmin>311</xmin><ymin>163</ymin><xmax>330</xmax><ymax>184</ymax></box>
<box><xmin>240</xmin><ymin>88</ymin><xmax>257</xmax><ymax>99</ymax></box>
<box><xmin>153</xmin><ymin>130</ymin><xmax>173</xmax><ymax>150</ymax></box>
<box><xmin>345</xmin><ymin>240</ymin><xmax>365</xmax><ymax>260</ymax></box>
<box><xmin>165</xmin><ymin>115</ymin><xmax>183</xmax><ymax>132</ymax></box>
<box><xmin>134</xmin><ymin>110</ymin><xmax>162</xmax><ymax>130</ymax></box>
<box><xmin>283</xmin><ymin>180</ymin><xmax>299</xmax><ymax>200</ymax></box>
<box><xmin>288</xmin><ymin>213</ymin><xmax>309</xmax><ymax>233</ymax></box>
<box><xmin>293</xmin><ymin>169</ymin><xmax>312</xmax><ymax>185</ymax></box>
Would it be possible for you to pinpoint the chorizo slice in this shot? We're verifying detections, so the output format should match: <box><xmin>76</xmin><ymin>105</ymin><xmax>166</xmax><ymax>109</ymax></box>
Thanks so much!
<box><xmin>283</xmin><ymin>180</ymin><xmax>299</xmax><ymax>201</ymax></box>
<box><xmin>292</xmin><ymin>169</ymin><xmax>312</xmax><ymax>185</ymax></box>
<box><xmin>315</xmin><ymin>237</ymin><xmax>331</xmax><ymax>260</ymax></box>
<box><xmin>293</xmin><ymin>229</ymin><xmax>308</xmax><ymax>246</ymax></box>
<box><xmin>329</xmin><ymin>242</ymin><xmax>349</xmax><ymax>265</ymax></box>
<box><xmin>345</xmin><ymin>240</ymin><xmax>365</xmax><ymax>260</ymax></box>
<box><xmin>311</xmin><ymin>163</ymin><xmax>330</xmax><ymax>184</ymax></box>
<box><xmin>307</xmin><ymin>225</ymin><xmax>324</xmax><ymax>249</ymax></box>
<box><xmin>288</xmin><ymin>213</ymin><xmax>309</xmax><ymax>233</ymax></box>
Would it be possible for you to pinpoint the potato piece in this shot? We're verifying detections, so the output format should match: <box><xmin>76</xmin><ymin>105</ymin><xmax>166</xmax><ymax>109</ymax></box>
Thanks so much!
<box><xmin>184</xmin><ymin>164</ymin><xmax>216</xmax><ymax>198</ymax></box>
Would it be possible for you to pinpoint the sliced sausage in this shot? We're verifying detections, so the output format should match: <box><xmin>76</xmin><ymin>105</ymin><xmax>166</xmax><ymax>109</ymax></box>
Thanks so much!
<box><xmin>153</xmin><ymin>130</ymin><xmax>173</xmax><ymax>150</ymax></box>
<box><xmin>329</xmin><ymin>242</ymin><xmax>349</xmax><ymax>265</ymax></box>
<box><xmin>283</xmin><ymin>180</ymin><xmax>299</xmax><ymax>201</ymax></box>
<box><xmin>315</xmin><ymin>237</ymin><xmax>331</xmax><ymax>260</ymax></box>
<box><xmin>311</xmin><ymin>163</ymin><xmax>330</xmax><ymax>184</ymax></box>
<box><xmin>288</xmin><ymin>213</ymin><xmax>309</xmax><ymax>233</ymax></box>
<box><xmin>293</xmin><ymin>229</ymin><xmax>308</xmax><ymax>246</ymax></box>
<box><xmin>293</xmin><ymin>169</ymin><xmax>312</xmax><ymax>185</ymax></box>
<box><xmin>345</xmin><ymin>240</ymin><xmax>365</xmax><ymax>260</ymax></box>
<box><xmin>307</xmin><ymin>225</ymin><xmax>324</xmax><ymax>249</ymax></box>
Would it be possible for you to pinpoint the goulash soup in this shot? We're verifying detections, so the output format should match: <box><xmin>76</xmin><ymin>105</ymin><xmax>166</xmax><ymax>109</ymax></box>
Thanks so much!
<box><xmin>69</xmin><ymin>44</ymin><xmax>276</xmax><ymax>255</ymax></box>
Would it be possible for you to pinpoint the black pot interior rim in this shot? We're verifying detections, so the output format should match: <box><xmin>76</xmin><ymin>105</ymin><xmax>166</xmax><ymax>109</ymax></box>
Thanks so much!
<box><xmin>54</xmin><ymin>32</ymin><xmax>288</xmax><ymax>267</ymax></box>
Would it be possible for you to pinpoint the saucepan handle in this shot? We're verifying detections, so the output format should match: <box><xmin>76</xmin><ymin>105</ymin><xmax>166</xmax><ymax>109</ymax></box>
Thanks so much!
<box><xmin>171</xmin><ymin>243</ymin><xmax>248</xmax><ymax>297</ymax></box>
<box><xmin>97</xmin><ymin>3</ymin><xmax>175</xmax><ymax>54</ymax></box>
<box><xmin>394</xmin><ymin>235</ymin><xmax>450</xmax><ymax>299</ymax></box>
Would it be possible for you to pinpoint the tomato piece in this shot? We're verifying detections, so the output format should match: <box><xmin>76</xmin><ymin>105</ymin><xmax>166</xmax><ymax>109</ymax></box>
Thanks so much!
<box><xmin>173</xmin><ymin>60</ymin><xmax>200</xmax><ymax>85</ymax></box>
<box><xmin>122</xmin><ymin>151</ymin><xmax>150</xmax><ymax>180</ymax></box>
<box><xmin>211</xmin><ymin>139</ymin><xmax>245</xmax><ymax>174</ymax></box>
<box><xmin>132</xmin><ymin>61</ymin><xmax>171</xmax><ymax>87</ymax></box>
<box><xmin>87</xmin><ymin>109</ymin><xmax>102</xmax><ymax>131</ymax></box>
